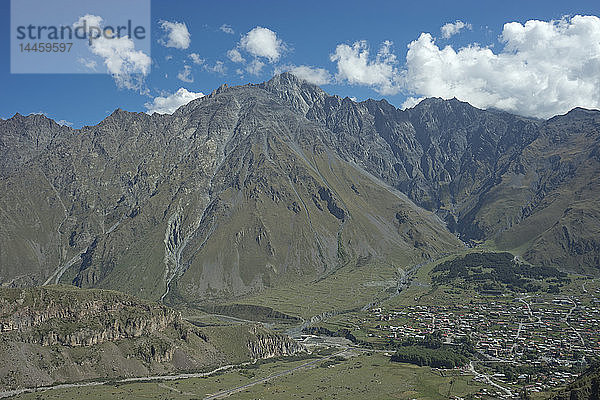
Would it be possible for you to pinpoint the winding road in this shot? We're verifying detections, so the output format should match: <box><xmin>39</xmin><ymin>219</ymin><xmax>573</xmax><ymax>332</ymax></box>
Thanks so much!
<box><xmin>0</xmin><ymin>362</ymin><xmax>251</xmax><ymax>399</ymax></box>
<box><xmin>468</xmin><ymin>361</ymin><xmax>514</xmax><ymax>398</ymax></box>
<box><xmin>563</xmin><ymin>297</ymin><xmax>586</xmax><ymax>348</ymax></box>
<box><xmin>0</xmin><ymin>350</ymin><xmax>349</xmax><ymax>400</ymax></box>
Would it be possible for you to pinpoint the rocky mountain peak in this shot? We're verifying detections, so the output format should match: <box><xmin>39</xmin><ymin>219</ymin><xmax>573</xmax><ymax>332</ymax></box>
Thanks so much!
<box><xmin>263</xmin><ymin>72</ymin><xmax>311</xmax><ymax>90</ymax></box>
<box><xmin>2</xmin><ymin>112</ymin><xmax>64</xmax><ymax>129</ymax></box>
<box><xmin>0</xmin><ymin>112</ymin><xmax>73</xmax><ymax>177</ymax></box>
<box><xmin>407</xmin><ymin>96</ymin><xmax>481</xmax><ymax>120</ymax></box>
<box><xmin>260</xmin><ymin>72</ymin><xmax>328</xmax><ymax>115</ymax></box>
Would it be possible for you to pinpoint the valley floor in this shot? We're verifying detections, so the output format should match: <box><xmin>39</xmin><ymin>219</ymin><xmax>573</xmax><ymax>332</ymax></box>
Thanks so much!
<box><xmin>3</xmin><ymin>251</ymin><xmax>599</xmax><ymax>400</ymax></box>
<box><xmin>6</xmin><ymin>352</ymin><xmax>490</xmax><ymax>400</ymax></box>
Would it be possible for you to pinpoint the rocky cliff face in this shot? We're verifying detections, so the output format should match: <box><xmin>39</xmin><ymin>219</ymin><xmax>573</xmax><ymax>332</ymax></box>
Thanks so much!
<box><xmin>0</xmin><ymin>285</ymin><xmax>187</xmax><ymax>351</ymax></box>
<box><xmin>263</xmin><ymin>76</ymin><xmax>536</xmax><ymax>221</ymax></box>
<box><xmin>262</xmin><ymin>74</ymin><xmax>600</xmax><ymax>271</ymax></box>
<box><xmin>0</xmin><ymin>286</ymin><xmax>304</xmax><ymax>390</ymax></box>
<box><xmin>0</xmin><ymin>291</ymin><xmax>177</xmax><ymax>334</ymax></box>
<box><xmin>262</xmin><ymin>74</ymin><xmax>541</xmax><ymax>213</ymax></box>
<box><xmin>483</xmin><ymin>108</ymin><xmax>600</xmax><ymax>270</ymax></box>
<box><xmin>246</xmin><ymin>326</ymin><xmax>303</xmax><ymax>359</ymax></box>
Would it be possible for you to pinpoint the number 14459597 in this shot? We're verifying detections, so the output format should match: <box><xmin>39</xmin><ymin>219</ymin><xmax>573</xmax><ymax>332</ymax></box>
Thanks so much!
<box><xmin>19</xmin><ymin>42</ymin><xmax>73</xmax><ymax>52</ymax></box>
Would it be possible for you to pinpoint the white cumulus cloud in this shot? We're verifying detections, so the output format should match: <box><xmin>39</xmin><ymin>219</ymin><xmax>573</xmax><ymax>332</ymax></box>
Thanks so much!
<box><xmin>329</xmin><ymin>15</ymin><xmax>600</xmax><ymax>118</ymax></box>
<box><xmin>73</xmin><ymin>14</ymin><xmax>151</xmax><ymax>91</ymax></box>
<box><xmin>239</xmin><ymin>26</ymin><xmax>285</xmax><ymax>62</ymax></box>
<box><xmin>159</xmin><ymin>20</ymin><xmax>191</xmax><ymax>49</ymax></box>
<box><xmin>145</xmin><ymin>88</ymin><xmax>204</xmax><ymax>114</ymax></box>
<box><xmin>89</xmin><ymin>36</ymin><xmax>151</xmax><ymax>91</ymax></box>
<box><xmin>227</xmin><ymin>49</ymin><xmax>245</xmax><ymax>63</ymax></box>
<box><xmin>440</xmin><ymin>20</ymin><xmax>472</xmax><ymax>39</ymax></box>
<box><xmin>403</xmin><ymin>15</ymin><xmax>600</xmax><ymax>118</ymax></box>
<box><xmin>73</xmin><ymin>14</ymin><xmax>103</xmax><ymax>35</ymax></box>
<box><xmin>177</xmin><ymin>65</ymin><xmax>193</xmax><ymax>82</ymax></box>
<box><xmin>330</xmin><ymin>40</ymin><xmax>401</xmax><ymax>95</ymax></box>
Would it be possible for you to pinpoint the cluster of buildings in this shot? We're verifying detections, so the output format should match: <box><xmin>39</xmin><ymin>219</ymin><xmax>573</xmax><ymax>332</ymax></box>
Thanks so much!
<box><xmin>365</xmin><ymin>292</ymin><xmax>600</xmax><ymax>392</ymax></box>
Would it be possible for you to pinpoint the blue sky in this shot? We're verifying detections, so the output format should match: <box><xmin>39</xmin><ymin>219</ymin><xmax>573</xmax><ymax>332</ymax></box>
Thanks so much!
<box><xmin>1</xmin><ymin>0</ymin><xmax>600</xmax><ymax>127</ymax></box>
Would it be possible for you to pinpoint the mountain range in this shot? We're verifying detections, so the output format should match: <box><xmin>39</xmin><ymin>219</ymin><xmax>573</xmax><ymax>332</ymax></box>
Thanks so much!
<box><xmin>1</xmin><ymin>72</ymin><xmax>598</xmax><ymax>305</ymax></box>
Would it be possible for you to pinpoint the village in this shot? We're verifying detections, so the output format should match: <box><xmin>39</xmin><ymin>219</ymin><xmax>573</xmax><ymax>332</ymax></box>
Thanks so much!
<box><xmin>363</xmin><ymin>288</ymin><xmax>600</xmax><ymax>396</ymax></box>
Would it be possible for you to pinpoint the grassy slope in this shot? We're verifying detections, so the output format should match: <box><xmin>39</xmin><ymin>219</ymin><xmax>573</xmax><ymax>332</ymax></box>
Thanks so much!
<box><xmin>0</xmin><ymin>169</ymin><xmax>66</xmax><ymax>286</ymax></box>
<box><xmin>170</xmin><ymin>139</ymin><xmax>462</xmax><ymax>307</ymax></box>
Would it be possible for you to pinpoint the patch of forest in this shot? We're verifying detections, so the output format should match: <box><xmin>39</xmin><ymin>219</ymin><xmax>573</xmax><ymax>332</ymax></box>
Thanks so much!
<box><xmin>431</xmin><ymin>252</ymin><xmax>570</xmax><ymax>293</ymax></box>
